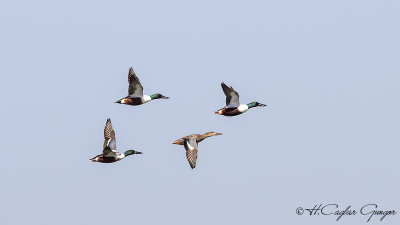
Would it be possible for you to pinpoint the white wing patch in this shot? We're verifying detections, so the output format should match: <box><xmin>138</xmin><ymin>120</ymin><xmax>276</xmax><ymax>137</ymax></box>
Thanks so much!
<box><xmin>187</xmin><ymin>143</ymin><xmax>196</xmax><ymax>150</ymax></box>
<box><xmin>106</xmin><ymin>138</ymin><xmax>117</xmax><ymax>150</ymax></box>
<box><xmin>184</xmin><ymin>139</ymin><xmax>198</xmax><ymax>150</ymax></box>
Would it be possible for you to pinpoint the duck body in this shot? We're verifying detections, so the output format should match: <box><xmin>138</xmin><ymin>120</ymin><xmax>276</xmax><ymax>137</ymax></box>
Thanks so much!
<box><xmin>116</xmin><ymin>95</ymin><xmax>152</xmax><ymax>106</ymax></box>
<box><xmin>90</xmin><ymin>150</ymin><xmax>142</xmax><ymax>163</ymax></box>
<box><xmin>115</xmin><ymin>67</ymin><xmax>168</xmax><ymax>106</ymax></box>
<box><xmin>90</xmin><ymin>152</ymin><xmax>126</xmax><ymax>163</ymax></box>
<box><xmin>215</xmin><ymin>82</ymin><xmax>266</xmax><ymax>117</ymax></box>
<box><xmin>215</xmin><ymin>104</ymin><xmax>249</xmax><ymax>117</ymax></box>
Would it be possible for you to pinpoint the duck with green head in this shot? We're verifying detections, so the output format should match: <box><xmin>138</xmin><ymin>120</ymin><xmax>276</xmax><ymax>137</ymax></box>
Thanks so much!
<box><xmin>115</xmin><ymin>67</ymin><xmax>169</xmax><ymax>106</ymax></box>
<box><xmin>90</xmin><ymin>118</ymin><xmax>142</xmax><ymax>163</ymax></box>
<box><xmin>215</xmin><ymin>82</ymin><xmax>266</xmax><ymax>117</ymax></box>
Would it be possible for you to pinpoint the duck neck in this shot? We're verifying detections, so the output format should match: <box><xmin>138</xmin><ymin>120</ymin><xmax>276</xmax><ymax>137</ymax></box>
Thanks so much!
<box><xmin>150</xmin><ymin>93</ymin><xmax>168</xmax><ymax>100</ymax></box>
<box><xmin>150</xmin><ymin>93</ymin><xmax>165</xmax><ymax>99</ymax></box>
<box><xmin>247</xmin><ymin>102</ymin><xmax>258</xmax><ymax>108</ymax></box>
<box><xmin>124</xmin><ymin>150</ymin><xmax>140</xmax><ymax>157</ymax></box>
<box><xmin>150</xmin><ymin>93</ymin><xmax>160</xmax><ymax>99</ymax></box>
<box><xmin>198</xmin><ymin>133</ymin><xmax>213</xmax><ymax>142</ymax></box>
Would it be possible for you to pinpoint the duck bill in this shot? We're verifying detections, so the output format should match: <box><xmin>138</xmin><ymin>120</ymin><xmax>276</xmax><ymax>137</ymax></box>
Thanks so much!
<box><xmin>215</xmin><ymin>133</ymin><xmax>222</xmax><ymax>136</ymax></box>
<box><xmin>214</xmin><ymin>111</ymin><xmax>222</xmax><ymax>115</ymax></box>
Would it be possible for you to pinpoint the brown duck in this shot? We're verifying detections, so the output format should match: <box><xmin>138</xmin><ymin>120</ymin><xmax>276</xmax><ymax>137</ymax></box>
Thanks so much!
<box><xmin>172</xmin><ymin>132</ymin><xmax>222</xmax><ymax>169</ymax></box>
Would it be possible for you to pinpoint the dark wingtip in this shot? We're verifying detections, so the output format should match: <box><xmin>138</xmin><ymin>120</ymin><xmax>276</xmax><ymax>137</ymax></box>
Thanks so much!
<box><xmin>221</xmin><ymin>82</ymin><xmax>233</xmax><ymax>89</ymax></box>
<box><xmin>128</xmin><ymin>67</ymin><xmax>134</xmax><ymax>75</ymax></box>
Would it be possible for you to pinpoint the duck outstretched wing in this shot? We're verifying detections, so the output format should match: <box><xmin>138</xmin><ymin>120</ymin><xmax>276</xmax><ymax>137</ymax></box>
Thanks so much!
<box><xmin>128</xmin><ymin>67</ymin><xmax>144</xmax><ymax>97</ymax></box>
<box><xmin>103</xmin><ymin>118</ymin><xmax>117</xmax><ymax>156</ymax></box>
<box><xmin>221</xmin><ymin>82</ymin><xmax>240</xmax><ymax>108</ymax></box>
<box><xmin>184</xmin><ymin>138</ymin><xmax>198</xmax><ymax>169</ymax></box>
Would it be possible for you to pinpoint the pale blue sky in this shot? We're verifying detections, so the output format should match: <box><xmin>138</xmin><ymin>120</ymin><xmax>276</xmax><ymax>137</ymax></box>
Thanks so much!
<box><xmin>0</xmin><ymin>0</ymin><xmax>399</xmax><ymax>224</ymax></box>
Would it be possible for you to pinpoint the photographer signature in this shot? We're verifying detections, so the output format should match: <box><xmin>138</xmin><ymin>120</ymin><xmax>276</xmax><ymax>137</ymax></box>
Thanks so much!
<box><xmin>296</xmin><ymin>204</ymin><xmax>397</xmax><ymax>222</ymax></box>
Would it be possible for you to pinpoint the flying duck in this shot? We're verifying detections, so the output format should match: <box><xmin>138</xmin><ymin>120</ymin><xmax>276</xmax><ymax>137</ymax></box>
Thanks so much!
<box><xmin>172</xmin><ymin>132</ymin><xmax>222</xmax><ymax>169</ymax></box>
<box><xmin>90</xmin><ymin>118</ymin><xmax>142</xmax><ymax>163</ymax></box>
<box><xmin>115</xmin><ymin>67</ymin><xmax>169</xmax><ymax>105</ymax></box>
<box><xmin>215</xmin><ymin>82</ymin><xmax>266</xmax><ymax>116</ymax></box>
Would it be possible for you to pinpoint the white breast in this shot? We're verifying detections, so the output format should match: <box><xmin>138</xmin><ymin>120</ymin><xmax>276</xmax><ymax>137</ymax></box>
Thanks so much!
<box><xmin>238</xmin><ymin>104</ymin><xmax>249</xmax><ymax>113</ymax></box>
<box><xmin>143</xmin><ymin>95</ymin><xmax>152</xmax><ymax>103</ymax></box>
<box><xmin>116</xmin><ymin>153</ymin><xmax>125</xmax><ymax>160</ymax></box>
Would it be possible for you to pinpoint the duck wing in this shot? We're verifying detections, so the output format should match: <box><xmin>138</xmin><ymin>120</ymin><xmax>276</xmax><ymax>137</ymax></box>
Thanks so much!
<box><xmin>128</xmin><ymin>67</ymin><xmax>144</xmax><ymax>97</ymax></box>
<box><xmin>184</xmin><ymin>138</ymin><xmax>198</xmax><ymax>169</ymax></box>
<box><xmin>103</xmin><ymin>118</ymin><xmax>118</xmax><ymax>156</ymax></box>
<box><xmin>221</xmin><ymin>82</ymin><xmax>240</xmax><ymax>108</ymax></box>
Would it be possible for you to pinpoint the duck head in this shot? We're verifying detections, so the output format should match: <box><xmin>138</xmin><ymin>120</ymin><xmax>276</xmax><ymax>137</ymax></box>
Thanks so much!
<box><xmin>247</xmin><ymin>101</ymin><xmax>266</xmax><ymax>108</ymax></box>
<box><xmin>150</xmin><ymin>93</ymin><xmax>169</xmax><ymax>99</ymax></box>
<box><xmin>124</xmin><ymin>150</ymin><xmax>142</xmax><ymax>156</ymax></box>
